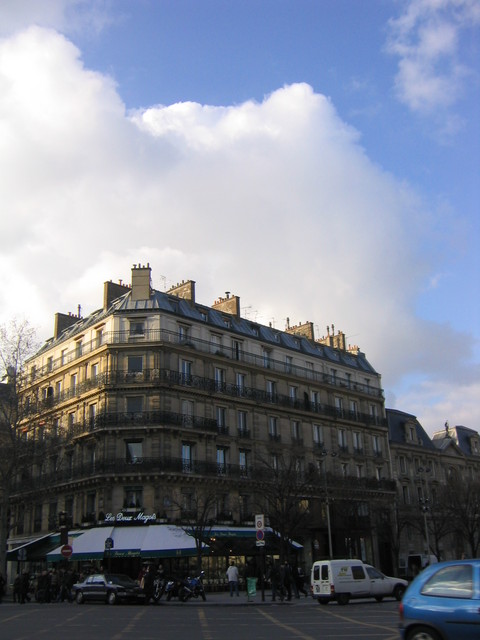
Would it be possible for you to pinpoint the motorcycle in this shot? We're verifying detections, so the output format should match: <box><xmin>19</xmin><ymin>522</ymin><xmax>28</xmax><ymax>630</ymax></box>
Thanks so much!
<box><xmin>164</xmin><ymin>578</ymin><xmax>183</xmax><ymax>601</ymax></box>
<box><xmin>152</xmin><ymin>574</ymin><xmax>167</xmax><ymax>603</ymax></box>
<box><xmin>178</xmin><ymin>571</ymin><xmax>206</xmax><ymax>602</ymax></box>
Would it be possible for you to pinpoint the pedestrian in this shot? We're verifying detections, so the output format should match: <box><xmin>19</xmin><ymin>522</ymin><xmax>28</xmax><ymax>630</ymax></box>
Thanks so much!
<box><xmin>283</xmin><ymin>560</ymin><xmax>298</xmax><ymax>600</ymax></box>
<box><xmin>267</xmin><ymin>561</ymin><xmax>284</xmax><ymax>601</ymax></box>
<box><xmin>226</xmin><ymin>560</ymin><xmax>240</xmax><ymax>597</ymax></box>
<box><xmin>295</xmin><ymin>565</ymin><xmax>309</xmax><ymax>597</ymax></box>
<box><xmin>0</xmin><ymin>571</ymin><xmax>5</xmax><ymax>603</ymax></box>
<box><xmin>20</xmin><ymin>571</ymin><xmax>31</xmax><ymax>604</ymax></box>
<box><xmin>13</xmin><ymin>573</ymin><xmax>22</xmax><ymax>603</ymax></box>
<box><xmin>142</xmin><ymin>565</ymin><xmax>155</xmax><ymax>604</ymax></box>
<box><xmin>50</xmin><ymin>567</ymin><xmax>59</xmax><ymax>602</ymax></box>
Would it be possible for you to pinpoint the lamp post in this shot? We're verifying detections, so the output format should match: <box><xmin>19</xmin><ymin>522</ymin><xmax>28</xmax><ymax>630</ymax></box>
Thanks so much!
<box><xmin>417</xmin><ymin>466</ymin><xmax>431</xmax><ymax>556</ymax></box>
<box><xmin>322</xmin><ymin>450</ymin><xmax>337</xmax><ymax>559</ymax></box>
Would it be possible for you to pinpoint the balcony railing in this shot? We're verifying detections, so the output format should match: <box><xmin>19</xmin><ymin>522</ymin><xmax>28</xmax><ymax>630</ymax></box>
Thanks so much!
<box><xmin>10</xmin><ymin>455</ymin><xmax>396</xmax><ymax>496</ymax></box>
<box><xmin>30</xmin><ymin>328</ymin><xmax>384</xmax><ymax>398</ymax></box>
<box><xmin>25</xmin><ymin>368</ymin><xmax>387</xmax><ymax>428</ymax></box>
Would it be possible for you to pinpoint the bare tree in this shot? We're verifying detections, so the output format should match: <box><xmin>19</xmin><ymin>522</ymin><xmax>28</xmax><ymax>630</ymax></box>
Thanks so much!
<box><xmin>444</xmin><ymin>477</ymin><xmax>480</xmax><ymax>558</ymax></box>
<box><xmin>172</xmin><ymin>487</ymin><xmax>217</xmax><ymax>571</ymax></box>
<box><xmin>0</xmin><ymin>319</ymin><xmax>39</xmax><ymax>574</ymax></box>
<box><xmin>253</xmin><ymin>454</ymin><xmax>313</xmax><ymax>562</ymax></box>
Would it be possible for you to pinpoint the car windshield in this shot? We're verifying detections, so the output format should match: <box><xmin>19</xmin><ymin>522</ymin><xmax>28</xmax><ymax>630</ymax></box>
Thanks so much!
<box><xmin>104</xmin><ymin>574</ymin><xmax>136</xmax><ymax>586</ymax></box>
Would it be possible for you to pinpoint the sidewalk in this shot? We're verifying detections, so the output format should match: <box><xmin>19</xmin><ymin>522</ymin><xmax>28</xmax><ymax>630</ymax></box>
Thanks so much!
<box><xmin>0</xmin><ymin>589</ymin><xmax>314</xmax><ymax>607</ymax></box>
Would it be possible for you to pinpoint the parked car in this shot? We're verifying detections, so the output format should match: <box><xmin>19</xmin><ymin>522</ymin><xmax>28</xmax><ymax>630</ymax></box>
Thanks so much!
<box><xmin>399</xmin><ymin>559</ymin><xmax>480</xmax><ymax>640</ymax></box>
<box><xmin>311</xmin><ymin>559</ymin><xmax>407</xmax><ymax>605</ymax></box>
<box><xmin>73</xmin><ymin>573</ymin><xmax>146</xmax><ymax>605</ymax></box>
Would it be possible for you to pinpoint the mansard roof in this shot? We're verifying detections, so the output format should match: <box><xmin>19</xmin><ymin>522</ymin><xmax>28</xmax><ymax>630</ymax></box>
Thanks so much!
<box><xmin>35</xmin><ymin>286</ymin><xmax>379</xmax><ymax>376</ymax></box>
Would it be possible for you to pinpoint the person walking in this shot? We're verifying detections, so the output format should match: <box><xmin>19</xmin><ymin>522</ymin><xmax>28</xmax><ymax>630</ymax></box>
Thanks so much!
<box><xmin>226</xmin><ymin>560</ymin><xmax>240</xmax><ymax>597</ymax></box>
<box><xmin>295</xmin><ymin>565</ymin><xmax>309</xmax><ymax>597</ymax></box>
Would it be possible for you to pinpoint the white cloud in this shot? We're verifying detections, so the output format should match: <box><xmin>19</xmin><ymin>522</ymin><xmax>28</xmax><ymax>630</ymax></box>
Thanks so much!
<box><xmin>386</xmin><ymin>0</ymin><xmax>480</xmax><ymax>115</ymax></box>
<box><xmin>0</xmin><ymin>0</ymin><xmax>113</xmax><ymax>38</ymax></box>
<box><xmin>0</xmin><ymin>26</ymin><xmax>478</xmax><ymax>435</ymax></box>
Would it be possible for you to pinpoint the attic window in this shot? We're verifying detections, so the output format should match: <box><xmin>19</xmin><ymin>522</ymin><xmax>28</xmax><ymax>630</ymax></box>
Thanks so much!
<box><xmin>223</xmin><ymin>316</ymin><xmax>231</xmax><ymax>328</ymax></box>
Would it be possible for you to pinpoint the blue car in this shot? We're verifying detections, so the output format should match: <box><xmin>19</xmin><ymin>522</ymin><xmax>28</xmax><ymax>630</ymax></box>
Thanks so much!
<box><xmin>399</xmin><ymin>559</ymin><xmax>480</xmax><ymax>640</ymax></box>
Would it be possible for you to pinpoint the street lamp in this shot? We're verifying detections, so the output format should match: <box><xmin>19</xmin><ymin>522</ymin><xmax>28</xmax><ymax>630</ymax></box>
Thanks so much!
<box><xmin>321</xmin><ymin>450</ymin><xmax>337</xmax><ymax>559</ymax></box>
<box><xmin>417</xmin><ymin>466</ymin><xmax>431</xmax><ymax>556</ymax></box>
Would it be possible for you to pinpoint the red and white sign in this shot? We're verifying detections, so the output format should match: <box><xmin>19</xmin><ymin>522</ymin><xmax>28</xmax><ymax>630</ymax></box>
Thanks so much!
<box><xmin>60</xmin><ymin>544</ymin><xmax>73</xmax><ymax>558</ymax></box>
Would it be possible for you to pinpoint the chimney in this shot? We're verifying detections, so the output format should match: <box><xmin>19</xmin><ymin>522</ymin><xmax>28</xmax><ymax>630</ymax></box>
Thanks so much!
<box><xmin>285</xmin><ymin>321</ymin><xmax>315</xmax><ymax>341</ymax></box>
<box><xmin>167</xmin><ymin>280</ymin><xmax>196</xmax><ymax>304</ymax></box>
<box><xmin>103</xmin><ymin>280</ymin><xmax>131</xmax><ymax>311</ymax></box>
<box><xmin>211</xmin><ymin>293</ymin><xmax>240</xmax><ymax>317</ymax></box>
<box><xmin>131</xmin><ymin>263</ymin><xmax>152</xmax><ymax>302</ymax></box>
<box><xmin>54</xmin><ymin>312</ymin><xmax>80</xmax><ymax>340</ymax></box>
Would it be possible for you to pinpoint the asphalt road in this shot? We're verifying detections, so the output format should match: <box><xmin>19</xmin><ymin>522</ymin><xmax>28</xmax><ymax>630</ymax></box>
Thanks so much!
<box><xmin>0</xmin><ymin>593</ymin><xmax>401</xmax><ymax>640</ymax></box>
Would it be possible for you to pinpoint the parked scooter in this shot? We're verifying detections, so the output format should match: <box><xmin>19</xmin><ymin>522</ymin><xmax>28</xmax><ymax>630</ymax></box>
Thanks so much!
<box><xmin>152</xmin><ymin>574</ymin><xmax>167</xmax><ymax>603</ymax></box>
<box><xmin>178</xmin><ymin>571</ymin><xmax>206</xmax><ymax>602</ymax></box>
<box><xmin>165</xmin><ymin>578</ymin><xmax>183</xmax><ymax>601</ymax></box>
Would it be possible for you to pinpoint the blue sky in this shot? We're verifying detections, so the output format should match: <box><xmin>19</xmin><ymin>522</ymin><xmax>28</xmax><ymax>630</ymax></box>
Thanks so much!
<box><xmin>0</xmin><ymin>0</ymin><xmax>478</xmax><ymax>435</ymax></box>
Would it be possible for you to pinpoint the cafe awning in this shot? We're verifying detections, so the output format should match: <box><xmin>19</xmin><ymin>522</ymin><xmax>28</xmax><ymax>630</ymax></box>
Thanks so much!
<box><xmin>6</xmin><ymin>530</ymin><xmax>84</xmax><ymax>562</ymax></box>
<box><xmin>46</xmin><ymin>525</ymin><xmax>202</xmax><ymax>562</ymax></box>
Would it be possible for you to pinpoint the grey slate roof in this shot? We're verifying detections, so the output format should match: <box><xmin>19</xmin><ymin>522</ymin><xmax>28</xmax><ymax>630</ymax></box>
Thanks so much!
<box><xmin>36</xmin><ymin>287</ymin><xmax>380</xmax><ymax>375</ymax></box>
<box><xmin>387</xmin><ymin>408</ymin><xmax>436</xmax><ymax>450</ymax></box>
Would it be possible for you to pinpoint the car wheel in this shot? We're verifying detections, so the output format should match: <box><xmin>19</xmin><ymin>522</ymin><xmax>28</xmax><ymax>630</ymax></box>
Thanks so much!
<box><xmin>201</xmin><ymin>591</ymin><xmax>206</xmax><ymax>601</ymax></box>
<box><xmin>75</xmin><ymin>591</ymin><xmax>84</xmax><ymax>604</ymax></box>
<box><xmin>318</xmin><ymin>598</ymin><xmax>329</xmax><ymax>605</ymax></box>
<box><xmin>107</xmin><ymin>591</ymin><xmax>117</xmax><ymax>605</ymax></box>
<box><xmin>336</xmin><ymin>593</ymin><xmax>349</xmax><ymax>605</ymax></box>
<box><xmin>375</xmin><ymin>596</ymin><xmax>383</xmax><ymax>602</ymax></box>
<box><xmin>394</xmin><ymin>584</ymin><xmax>406</xmax><ymax>601</ymax></box>
<box><xmin>406</xmin><ymin>626</ymin><xmax>441</xmax><ymax>640</ymax></box>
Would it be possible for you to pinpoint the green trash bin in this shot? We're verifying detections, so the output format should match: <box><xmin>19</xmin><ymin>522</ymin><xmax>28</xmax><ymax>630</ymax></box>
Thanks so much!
<box><xmin>246</xmin><ymin>577</ymin><xmax>257</xmax><ymax>599</ymax></box>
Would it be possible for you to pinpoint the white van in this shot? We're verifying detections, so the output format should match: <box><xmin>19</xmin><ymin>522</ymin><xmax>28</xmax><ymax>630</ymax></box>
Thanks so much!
<box><xmin>310</xmin><ymin>559</ymin><xmax>408</xmax><ymax>605</ymax></box>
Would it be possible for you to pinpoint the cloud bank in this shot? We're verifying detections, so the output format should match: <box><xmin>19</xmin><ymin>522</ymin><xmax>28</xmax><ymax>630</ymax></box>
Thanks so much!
<box><xmin>0</xmin><ymin>25</ymin><xmax>477</xmax><ymax>434</ymax></box>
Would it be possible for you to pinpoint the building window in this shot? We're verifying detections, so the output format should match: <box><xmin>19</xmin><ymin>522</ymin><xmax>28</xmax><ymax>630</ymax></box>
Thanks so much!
<box><xmin>335</xmin><ymin>396</ymin><xmax>343</xmax><ymax>417</ymax></box>
<box><xmin>266</xmin><ymin>380</ymin><xmax>276</xmax><ymax>401</ymax></box>
<box><xmin>210</xmin><ymin>333</ymin><xmax>221</xmax><ymax>353</ymax></box>
<box><xmin>269</xmin><ymin>416</ymin><xmax>278</xmax><ymax>438</ymax></box>
<box><xmin>216</xmin><ymin>406</ymin><xmax>227</xmax><ymax>432</ymax></box>
<box><xmin>291</xmin><ymin>420</ymin><xmax>301</xmax><ymax>442</ymax></box>
<box><xmin>34</xmin><ymin>504</ymin><xmax>43</xmax><ymax>532</ymax></box>
<box><xmin>126</xmin><ymin>440</ymin><xmax>143</xmax><ymax>464</ymax></box>
<box><xmin>61</xmin><ymin>349</ymin><xmax>67</xmax><ymax>366</ymax></box>
<box><xmin>236</xmin><ymin>372</ymin><xmax>246</xmax><ymax>393</ymax></box>
<box><xmin>70</xmin><ymin>374</ymin><xmax>77</xmax><ymax>392</ymax></box>
<box><xmin>180</xmin><ymin>359</ymin><xmax>192</xmax><ymax>385</ymax></box>
<box><xmin>182</xmin><ymin>443</ymin><xmax>193</xmax><ymax>473</ymax></box>
<box><xmin>311</xmin><ymin>390</ymin><xmax>320</xmax><ymax>410</ymax></box>
<box><xmin>338</xmin><ymin>429</ymin><xmax>347</xmax><ymax>451</ymax></box>
<box><xmin>239</xmin><ymin>449</ymin><xmax>249</xmax><ymax>476</ymax></box>
<box><xmin>130</xmin><ymin>320</ymin><xmax>145</xmax><ymax>337</ymax></box>
<box><xmin>271</xmin><ymin>453</ymin><xmax>279</xmax><ymax>470</ymax></box>
<box><xmin>232</xmin><ymin>339</ymin><xmax>243</xmax><ymax>361</ymax></box>
<box><xmin>128</xmin><ymin>355</ymin><xmax>143</xmax><ymax>373</ymax></box>
<box><xmin>215</xmin><ymin>367</ymin><xmax>226</xmax><ymax>392</ymax></box>
<box><xmin>86</xmin><ymin>492</ymin><xmax>96</xmax><ymax>519</ymax></box>
<box><xmin>350</xmin><ymin>400</ymin><xmax>358</xmax><ymax>419</ymax></box>
<box><xmin>95</xmin><ymin>328</ymin><xmax>104</xmax><ymax>348</ymax></box>
<box><xmin>289</xmin><ymin>385</ymin><xmax>298</xmax><ymax>405</ymax></box>
<box><xmin>124</xmin><ymin>487</ymin><xmax>143</xmax><ymax>510</ymax></box>
<box><xmin>285</xmin><ymin>356</ymin><xmax>293</xmax><ymax>373</ymax></box>
<box><xmin>90</xmin><ymin>363</ymin><xmax>98</xmax><ymax>380</ymax></box>
<box><xmin>376</xmin><ymin>466</ymin><xmax>383</xmax><ymax>481</ymax></box>
<box><xmin>356</xmin><ymin>464</ymin><xmax>364</xmax><ymax>478</ymax></box>
<box><xmin>179</xmin><ymin>324</ymin><xmax>190</xmax><ymax>343</ymax></box>
<box><xmin>88</xmin><ymin>403</ymin><xmax>97</xmax><ymax>427</ymax></box>
<box><xmin>68</xmin><ymin>412</ymin><xmax>75</xmax><ymax>430</ymax></box>
<box><xmin>373</xmin><ymin>435</ymin><xmax>382</xmax><ymax>456</ymax></box>
<box><xmin>353</xmin><ymin>431</ymin><xmax>362</xmax><ymax>453</ymax></box>
<box><xmin>263</xmin><ymin>348</ymin><xmax>272</xmax><ymax>369</ymax></box>
<box><xmin>237</xmin><ymin>411</ymin><xmax>248</xmax><ymax>435</ymax></box>
<box><xmin>181</xmin><ymin>400</ymin><xmax>194</xmax><ymax>425</ymax></box>
<box><xmin>313</xmin><ymin>424</ymin><xmax>323</xmax><ymax>447</ymax></box>
<box><xmin>216</xmin><ymin>447</ymin><xmax>227</xmax><ymax>475</ymax></box>
<box><xmin>341</xmin><ymin>462</ymin><xmax>348</xmax><ymax>477</ymax></box>
<box><xmin>399</xmin><ymin>456</ymin><xmax>407</xmax><ymax>474</ymax></box>
<box><xmin>126</xmin><ymin>396</ymin><xmax>143</xmax><ymax>415</ymax></box>
<box><xmin>47</xmin><ymin>356</ymin><xmax>53</xmax><ymax>372</ymax></box>
<box><xmin>402</xmin><ymin>485</ymin><xmax>410</xmax><ymax>504</ymax></box>
<box><xmin>75</xmin><ymin>340</ymin><xmax>82</xmax><ymax>358</ymax></box>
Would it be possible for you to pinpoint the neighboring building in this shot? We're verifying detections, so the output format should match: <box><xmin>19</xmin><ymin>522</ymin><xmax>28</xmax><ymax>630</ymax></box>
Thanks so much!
<box><xmin>387</xmin><ymin>410</ymin><xmax>480</xmax><ymax>575</ymax></box>
<box><xmin>7</xmin><ymin>264</ymin><xmax>395</xmax><ymax>579</ymax></box>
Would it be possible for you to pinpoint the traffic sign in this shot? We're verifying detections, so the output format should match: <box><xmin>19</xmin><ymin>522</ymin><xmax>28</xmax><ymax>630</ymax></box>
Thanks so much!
<box><xmin>60</xmin><ymin>544</ymin><xmax>73</xmax><ymax>558</ymax></box>
<box><xmin>255</xmin><ymin>514</ymin><xmax>265</xmax><ymax>546</ymax></box>
<box><xmin>255</xmin><ymin>514</ymin><xmax>264</xmax><ymax>531</ymax></box>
